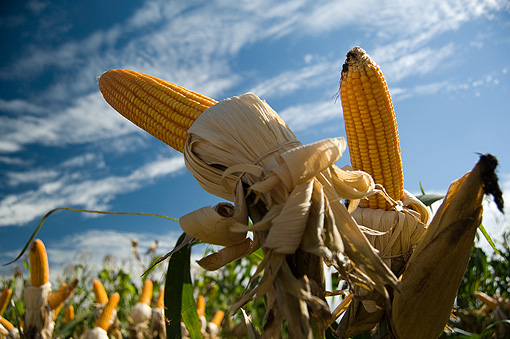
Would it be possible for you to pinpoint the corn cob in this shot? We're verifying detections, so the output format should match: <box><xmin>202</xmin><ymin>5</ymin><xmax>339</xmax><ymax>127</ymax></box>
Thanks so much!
<box><xmin>0</xmin><ymin>289</ymin><xmax>12</xmax><ymax>315</ymax></box>
<box><xmin>340</xmin><ymin>46</ymin><xmax>404</xmax><ymax>210</ymax></box>
<box><xmin>0</xmin><ymin>316</ymin><xmax>14</xmax><ymax>331</ymax></box>
<box><xmin>65</xmin><ymin>305</ymin><xmax>74</xmax><ymax>322</ymax></box>
<box><xmin>48</xmin><ymin>278</ymin><xmax>79</xmax><ymax>310</ymax></box>
<box><xmin>197</xmin><ymin>295</ymin><xmax>206</xmax><ymax>317</ymax></box>
<box><xmin>29</xmin><ymin>239</ymin><xmax>49</xmax><ymax>287</ymax></box>
<box><xmin>98</xmin><ymin>69</ymin><xmax>217</xmax><ymax>152</ymax></box>
<box><xmin>93</xmin><ymin>280</ymin><xmax>108</xmax><ymax>304</ymax></box>
<box><xmin>95</xmin><ymin>292</ymin><xmax>119</xmax><ymax>331</ymax></box>
<box><xmin>138</xmin><ymin>280</ymin><xmax>153</xmax><ymax>305</ymax></box>
<box><xmin>211</xmin><ymin>310</ymin><xmax>224</xmax><ymax>327</ymax></box>
<box><xmin>156</xmin><ymin>289</ymin><xmax>164</xmax><ymax>309</ymax></box>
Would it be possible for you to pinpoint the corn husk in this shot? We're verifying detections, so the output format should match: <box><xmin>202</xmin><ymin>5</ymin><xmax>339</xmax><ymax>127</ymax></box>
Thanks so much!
<box><xmin>80</xmin><ymin>327</ymin><xmax>108</xmax><ymax>339</ymax></box>
<box><xmin>24</xmin><ymin>282</ymin><xmax>53</xmax><ymax>339</ymax></box>
<box><xmin>391</xmin><ymin>157</ymin><xmax>490</xmax><ymax>339</ymax></box>
<box><xmin>180</xmin><ymin>93</ymin><xmax>398</xmax><ymax>336</ymax></box>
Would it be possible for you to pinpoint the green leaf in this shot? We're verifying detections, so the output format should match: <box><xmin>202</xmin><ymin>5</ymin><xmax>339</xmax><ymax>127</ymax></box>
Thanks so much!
<box><xmin>164</xmin><ymin>233</ymin><xmax>202</xmax><ymax>339</ymax></box>
<box><xmin>416</xmin><ymin>193</ymin><xmax>444</xmax><ymax>207</ymax></box>
<box><xmin>478</xmin><ymin>224</ymin><xmax>503</xmax><ymax>257</ymax></box>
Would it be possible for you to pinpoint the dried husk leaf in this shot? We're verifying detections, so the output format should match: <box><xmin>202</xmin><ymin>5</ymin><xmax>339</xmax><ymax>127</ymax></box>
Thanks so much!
<box><xmin>24</xmin><ymin>282</ymin><xmax>53</xmax><ymax>339</ymax></box>
<box><xmin>181</xmin><ymin>93</ymin><xmax>398</xmax><ymax>335</ymax></box>
<box><xmin>80</xmin><ymin>327</ymin><xmax>109</xmax><ymax>339</ymax></box>
<box><xmin>198</xmin><ymin>237</ymin><xmax>255</xmax><ymax>271</ymax></box>
<box><xmin>392</xmin><ymin>159</ymin><xmax>487</xmax><ymax>339</ymax></box>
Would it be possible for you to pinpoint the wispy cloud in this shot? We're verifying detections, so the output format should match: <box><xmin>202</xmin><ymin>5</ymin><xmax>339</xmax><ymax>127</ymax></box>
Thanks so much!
<box><xmin>0</xmin><ymin>156</ymin><xmax>185</xmax><ymax>226</ymax></box>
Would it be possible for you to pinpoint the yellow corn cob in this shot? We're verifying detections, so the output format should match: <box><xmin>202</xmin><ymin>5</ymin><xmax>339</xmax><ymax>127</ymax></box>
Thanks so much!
<box><xmin>0</xmin><ymin>316</ymin><xmax>14</xmax><ymax>331</ymax></box>
<box><xmin>95</xmin><ymin>292</ymin><xmax>119</xmax><ymax>331</ymax></box>
<box><xmin>156</xmin><ymin>289</ymin><xmax>164</xmax><ymax>309</ymax></box>
<box><xmin>138</xmin><ymin>280</ymin><xmax>153</xmax><ymax>305</ymax></box>
<box><xmin>29</xmin><ymin>239</ymin><xmax>49</xmax><ymax>286</ymax></box>
<box><xmin>0</xmin><ymin>289</ymin><xmax>12</xmax><ymax>315</ymax></box>
<box><xmin>211</xmin><ymin>310</ymin><xmax>224</xmax><ymax>327</ymax></box>
<box><xmin>65</xmin><ymin>305</ymin><xmax>74</xmax><ymax>322</ymax></box>
<box><xmin>197</xmin><ymin>295</ymin><xmax>205</xmax><ymax>317</ymax></box>
<box><xmin>93</xmin><ymin>280</ymin><xmax>108</xmax><ymax>304</ymax></box>
<box><xmin>48</xmin><ymin>278</ymin><xmax>79</xmax><ymax>310</ymax></box>
<box><xmin>98</xmin><ymin>69</ymin><xmax>217</xmax><ymax>152</ymax></box>
<box><xmin>340</xmin><ymin>46</ymin><xmax>404</xmax><ymax>210</ymax></box>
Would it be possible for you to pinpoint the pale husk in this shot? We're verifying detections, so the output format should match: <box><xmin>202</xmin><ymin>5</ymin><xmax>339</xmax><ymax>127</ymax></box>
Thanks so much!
<box><xmin>24</xmin><ymin>282</ymin><xmax>53</xmax><ymax>339</ymax></box>
<box><xmin>149</xmin><ymin>308</ymin><xmax>166</xmax><ymax>339</ymax></box>
<box><xmin>80</xmin><ymin>327</ymin><xmax>108</xmax><ymax>339</ymax></box>
<box><xmin>180</xmin><ymin>93</ymin><xmax>398</xmax><ymax>336</ymax></box>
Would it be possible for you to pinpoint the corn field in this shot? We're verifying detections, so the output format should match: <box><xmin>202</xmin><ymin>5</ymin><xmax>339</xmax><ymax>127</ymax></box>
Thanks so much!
<box><xmin>1</xmin><ymin>46</ymin><xmax>509</xmax><ymax>338</ymax></box>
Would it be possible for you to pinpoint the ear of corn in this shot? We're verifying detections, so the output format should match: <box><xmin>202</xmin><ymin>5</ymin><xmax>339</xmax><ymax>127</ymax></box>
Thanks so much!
<box><xmin>29</xmin><ymin>239</ymin><xmax>49</xmax><ymax>287</ymax></box>
<box><xmin>156</xmin><ymin>289</ymin><xmax>164</xmax><ymax>309</ymax></box>
<box><xmin>197</xmin><ymin>295</ymin><xmax>206</xmax><ymax>317</ymax></box>
<box><xmin>340</xmin><ymin>46</ymin><xmax>404</xmax><ymax>210</ymax></box>
<box><xmin>0</xmin><ymin>316</ymin><xmax>14</xmax><ymax>331</ymax></box>
<box><xmin>95</xmin><ymin>292</ymin><xmax>119</xmax><ymax>331</ymax></box>
<box><xmin>138</xmin><ymin>280</ymin><xmax>153</xmax><ymax>305</ymax></box>
<box><xmin>98</xmin><ymin>69</ymin><xmax>217</xmax><ymax>152</ymax></box>
<box><xmin>93</xmin><ymin>280</ymin><xmax>108</xmax><ymax>304</ymax></box>
<box><xmin>0</xmin><ymin>289</ymin><xmax>12</xmax><ymax>316</ymax></box>
<box><xmin>65</xmin><ymin>305</ymin><xmax>74</xmax><ymax>322</ymax></box>
<box><xmin>211</xmin><ymin>310</ymin><xmax>224</xmax><ymax>327</ymax></box>
<box><xmin>48</xmin><ymin>278</ymin><xmax>79</xmax><ymax>310</ymax></box>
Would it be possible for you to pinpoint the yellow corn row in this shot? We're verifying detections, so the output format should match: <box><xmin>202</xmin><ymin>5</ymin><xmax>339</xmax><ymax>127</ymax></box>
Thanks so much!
<box><xmin>65</xmin><ymin>305</ymin><xmax>74</xmax><ymax>322</ymax></box>
<box><xmin>340</xmin><ymin>46</ymin><xmax>404</xmax><ymax>210</ymax></box>
<box><xmin>98</xmin><ymin>69</ymin><xmax>217</xmax><ymax>152</ymax></box>
<box><xmin>156</xmin><ymin>289</ymin><xmax>165</xmax><ymax>309</ymax></box>
<box><xmin>138</xmin><ymin>280</ymin><xmax>153</xmax><ymax>305</ymax></box>
<box><xmin>0</xmin><ymin>316</ymin><xmax>14</xmax><ymax>331</ymax></box>
<box><xmin>0</xmin><ymin>289</ymin><xmax>12</xmax><ymax>315</ymax></box>
<box><xmin>211</xmin><ymin>310</ymin><xmax>224</xmax><ymax>327</ymax></box>
<box><xmin>29</xmin><ymin>239</ymin><xmax>49</xmax><ymax>287</ymax></box>
<box><xmin>95</xmin><ymin>292</ymin><xmax>119</xmax><ymax>331</ymax></box>
<box><xmin>197</xmin><ymin>295</ymin><xmax>206</xmax><ymax>317</ymax></box>
<box><xmin>93</xmin><ymin>280</ymin><xmax>108</xmax><ymax>304</ymax></box>
<box><xmin>48</xmin><ymin>278</ymin><xmax>79</xmax><ymax>310</ymax></box>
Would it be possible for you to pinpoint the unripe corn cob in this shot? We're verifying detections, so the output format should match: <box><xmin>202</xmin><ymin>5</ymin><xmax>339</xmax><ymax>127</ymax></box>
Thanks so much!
<box><xmin>48</xmin><ymin>278</ymin><xmax>79</xmax><ymax>310</ymax></box>
<box><xmin>65</xmin><ymin>305</ymin><xmax>74</xmax><ymax>322</ymax></box>
<box><xmin>0</xmin><ymin>316</ymin><xmax>14</xmax><ymax>331</ymax></box>
<box><xmin>29</xmin><ymin>239</ymin><xmax>49</xmax><ymax>287</ymax></box>
<box><xmin>98</xmin><ymin>69</ymin><xmax>217</xmax><ymax>152</ymax></box>
<box><xmin>95</xmin><ymin>292</ymin><xmax>119</xmax><ymax>331</ymax></box>
<box><xmin>340</xmin><ymin>47</ymin><xmax>404</xmax><ymax>210</ymax></box>
<box><xmin>0</xmin><ymin>289</ymin><xmax>12</xmax><ymax>315</ymax></box>
<box><xmin>138</xmin><ymin>280</ymin><xmax>153</xmax><ymax>305</ymax></box>
<box><xmin>93</xmin><ymin>280</ymin><xmax>108</xmax><ymax>304</ymax></box>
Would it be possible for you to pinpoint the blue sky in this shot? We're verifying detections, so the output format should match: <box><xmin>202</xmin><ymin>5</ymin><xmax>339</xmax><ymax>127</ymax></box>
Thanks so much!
<box><xmin>1</xmin><ymin>0</ymin><xmax>509</xmax><ymax>279</ymax></box>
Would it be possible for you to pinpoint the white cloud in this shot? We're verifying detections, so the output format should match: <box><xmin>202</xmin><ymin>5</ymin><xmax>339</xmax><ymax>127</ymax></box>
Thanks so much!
<box><xmin>0</xmin><ymin>156</ymin><xmax>186</xmax><ymax>226</ymax></box>
<box><xmin>278</xmin><ymin>100</ymin><xmax>342</xmax><ymax>132</ymax></box>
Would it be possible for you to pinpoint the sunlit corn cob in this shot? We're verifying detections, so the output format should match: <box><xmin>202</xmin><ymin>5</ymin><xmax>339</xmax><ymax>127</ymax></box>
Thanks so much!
<box><xmin>48</xmin><ymin>278</ymin><xmax>79</xmax><ymax>310</ymax></box>
<box><xmin>98</xmin><ymin>69</ymin><xmax>217</xmax><ymax>152</ymax></box>
<box><xmin>95</xmin><ymin>292</ymin><xmax>119</xmax><ymax>331</ymax></box>
<box><xmin>340</xmin><ymin>47</ymin><xmax>404</xmax><ymax>210</ymax></box>
<box><xmin>65</xmin><ymin>305</ymin><xmax>74</xmax><ymax>322</ymax></box>
<box><xmin>93</xmin><ymin>280</ymin><xmax>108</xmax><ymax>304</ymax></box>
<box><xmin>138</xmin><ymin>279</ymin><xmax>153</xmax><ymax>305</ymax></box>
<box><xmin>156</xmin><ymin>288</ymin><xmax>164</xmax><ymax>309</ymax></box>
<box><xmin>0</xmin><ymin>289</ymin><xmax>12</xmax><ymax>315</ymax></box>
<box><xmin>0</xmin><ymin>316</ymin><xmax>14</xmax><ymax>331</ymax></box>
<box><xmin>29</xmin><ymin>239</ymin><xmax>49</xmax><ymax>286</ymax></box>
<box><xmin>197</xmin><ymin>295</ymin><xmax>206</xmax><ymax>317</ymax></box>
<box><xmin>210</xmin><ymin>310</ymin><xmax>224</xmax><ymax>327</ymax></box>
